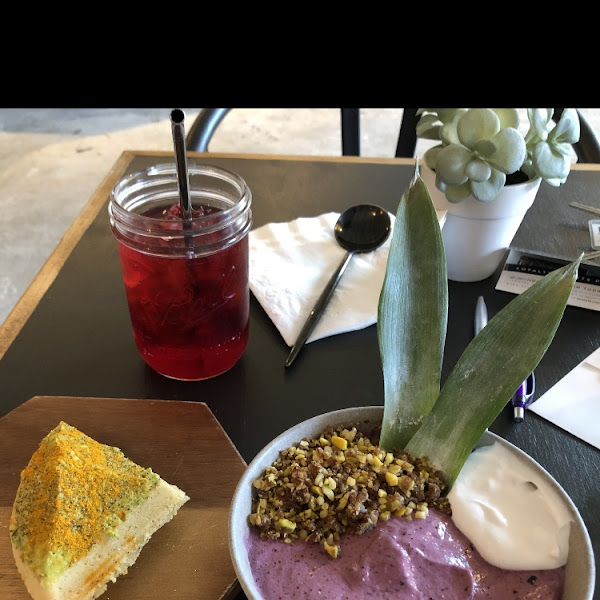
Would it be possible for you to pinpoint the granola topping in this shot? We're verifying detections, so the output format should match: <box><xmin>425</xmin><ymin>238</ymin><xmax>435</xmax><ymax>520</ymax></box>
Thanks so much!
<box><xmin>248</xmin><ymin>423</ymin><xmax>450</xmax><ymax>557</ymax></box>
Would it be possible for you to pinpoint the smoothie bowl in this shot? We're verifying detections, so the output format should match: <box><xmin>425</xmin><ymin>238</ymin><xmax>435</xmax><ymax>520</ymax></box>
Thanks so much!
<box><xmin>229</xmin><ymin>406</ymin><xmax>595</xmax><ymax>600</ymax></box>
<box><xmin>230</xmin><ymin>165</ymin><xmax>595</xmax><ymax>599</ymax></box>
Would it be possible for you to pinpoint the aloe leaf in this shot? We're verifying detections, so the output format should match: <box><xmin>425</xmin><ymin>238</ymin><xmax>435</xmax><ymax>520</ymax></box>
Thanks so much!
<box><xmin>405</xmin><ymin>256</ymin><xmax>582</xmax><ymax>487</ymax></box>
<box><xmin>378</xmin><ymin>163</ymin><xmax>448</xmax><ymax>451</ymax></box>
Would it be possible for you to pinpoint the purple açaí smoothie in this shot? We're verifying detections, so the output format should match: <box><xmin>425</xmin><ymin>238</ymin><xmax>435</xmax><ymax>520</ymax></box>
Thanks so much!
<box><xmin>246</xmin><ymin>506</ymin><xmax>564</xmax><ymax>599</ymax></box>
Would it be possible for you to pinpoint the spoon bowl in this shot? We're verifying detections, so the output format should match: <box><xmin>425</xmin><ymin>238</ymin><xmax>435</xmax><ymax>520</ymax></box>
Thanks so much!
<box><xmin>334</xmin><ymin>204</ymin><xmax>392</xmax><ymax>252</ymax></box>
<box><xmin>285</xmin><ymin>204</ymin><xmax>391</xmax><ymax>367</ymax></box>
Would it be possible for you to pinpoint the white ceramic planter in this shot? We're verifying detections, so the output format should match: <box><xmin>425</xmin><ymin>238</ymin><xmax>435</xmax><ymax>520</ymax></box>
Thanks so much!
<box><xmin>229</xmin><ymin>406</ymin><xmax>594</xmax><ymax>600</ymax></box>
<box><xmin>421</xmin><ymin>164</ymin><xmax>541</xmax><ymax>282</ymax></box>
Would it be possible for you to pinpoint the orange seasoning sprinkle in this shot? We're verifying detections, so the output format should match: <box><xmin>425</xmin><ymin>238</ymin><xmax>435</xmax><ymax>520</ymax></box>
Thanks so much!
<box><xmin>9</xmin><ymin>422</ymin><xmax>159</xmax><ymax>582</ymax></box>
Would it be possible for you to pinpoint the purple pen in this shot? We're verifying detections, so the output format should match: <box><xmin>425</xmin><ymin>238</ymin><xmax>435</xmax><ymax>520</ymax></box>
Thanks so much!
<box><xmin>511</xmin><ymin>372</ymin><xmax>536</xmax><ymax>423</ymax></box>
<box><xmin>474</xmin><ymin>297</ymin><xmax>536</xmax><ymax>423</ymax></box>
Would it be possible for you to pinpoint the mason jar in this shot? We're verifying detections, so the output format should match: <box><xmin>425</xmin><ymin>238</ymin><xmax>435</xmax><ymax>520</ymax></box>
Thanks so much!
<box><xmin>109</xmin><ymin>162</ymin><xmax>252</xmax><ymax>380</ymax></box>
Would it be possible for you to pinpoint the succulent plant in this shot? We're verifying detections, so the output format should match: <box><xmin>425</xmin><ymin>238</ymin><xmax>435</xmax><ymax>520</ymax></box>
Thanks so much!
<box><xmin>417</xmin><ymin>108</ymin><xmax>581</xmax><ymax>203</ymax></box>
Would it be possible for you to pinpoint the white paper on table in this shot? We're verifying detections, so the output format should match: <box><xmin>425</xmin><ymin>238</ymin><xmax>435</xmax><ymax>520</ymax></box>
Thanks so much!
<box><xmin>249</xmin><ymin>210</ymin><xmax>447</xmax><ymax>347</ymax></box>
<box><xmin>529</xmin><ymin>346</ymin><xmax>600</xmax><ymax>450</ymax></box>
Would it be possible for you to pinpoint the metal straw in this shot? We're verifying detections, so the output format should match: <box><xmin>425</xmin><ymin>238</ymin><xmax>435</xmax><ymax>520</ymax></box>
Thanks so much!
<box><xmin>170</xmin><ymin>109</ymin><xmax>192</xmax><ymax>220</ymax></box>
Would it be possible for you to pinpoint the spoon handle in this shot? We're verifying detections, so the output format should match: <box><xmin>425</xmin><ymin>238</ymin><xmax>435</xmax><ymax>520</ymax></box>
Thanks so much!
<box><xmin>285</xmin><ymin>251</ymin><xmax>354</xmax><ymax>368</ymax></box>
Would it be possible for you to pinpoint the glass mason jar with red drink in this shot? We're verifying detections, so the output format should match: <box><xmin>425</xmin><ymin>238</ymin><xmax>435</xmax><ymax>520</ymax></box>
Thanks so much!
<box><xmin>109</xmin><ymin>163</ymin><xmax>252</xmax><ymax>380</ymax></box>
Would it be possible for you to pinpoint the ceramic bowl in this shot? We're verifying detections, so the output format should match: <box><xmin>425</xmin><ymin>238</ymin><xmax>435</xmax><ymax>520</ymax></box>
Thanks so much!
<box><xmin>229</xmin><ymin>406</ymin><xmax>595</xmax><ymax>600</ymax></box>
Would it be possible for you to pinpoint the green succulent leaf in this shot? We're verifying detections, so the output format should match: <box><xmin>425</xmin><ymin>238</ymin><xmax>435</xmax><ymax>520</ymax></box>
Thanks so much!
<box><xmin>378</xmin><ymin>163</ymin><xmax>448</xmax><ymax>451</ymax></box>
<box><xmin>416</xmin><ymin>114</ymin><xmax>442</xmax><ymax>140</ymax></box>
<box><xmin>417</xmin><ymin>109</ymin><xmax>468</xmax><ymax>146</ymax></box>
<box><xmin>423</xmin><ymin>145</ymin><xmax>443</xmax><ymax>171</ymax></box>
<box><xmin>437</xmin><ymin>109</ymin><xmax>467</xmax><ymax>122</ymax></box>
<box><xmin>416</xmin><ymin>108</ymin><xmax>580</xmax><ymax>202</ymax></box>
<box><xmin>465</xmin><ymin>159</ymin><xmax>491</xmax><ymax>182</ymax></box>
<box><xmin>549</xmin><ymin>109</ymin><xmax>580</xmax><ymax>144</ymax></box>
<box><xmin>435</xmin><ymin>145</ymin><xmax>471</xmax><ymax>185</ymax></box>
<box><xmin>404</xmin><ymin>256</ymin><xmax>582</xmax><ymax>486</ymax></box>
<box><xmin>469</xmin><ymin>169</ymin><xmax>506</xmax><ymax>202</ymax></box>
<box><xmin>457</xmin><ymin>109</ymin><xmax>500</xmax><ymax>148</ymax></box>
<box><xmin>472</xmin><ymin>139</ymin><xmax>496</xmax><ymax>156</ymax></box>
<box><xmin>444</xmin><ymin>182</ymin><xmax>472</xmax><ymax>203</ymax></box>
<box><xmin>520</xmin><ymin>160</ymin><xmax>537</xmax><ymax>181</ymax></box>
<box><xmin>439</xmin><ymin>122</ymin><xmax>461</xmax><ymax>146</ymax></box>
<box><xmin>492</xmin><ymin>108</ymin><xmax>520</xmax><ymax>129</ymax></box>
<box><xmin>526</xmin><ymin>108</ymin><xmax>553</xmax><ymax>142</ymax></box>
<box><xmin>438</xmin><ymin>112</ymin><xmax>466</xmax><ymax>145</ymax></box>
<box><xmin>532</xmin><ymin>141</ymin><xmax>571</xmax><ymax>181</ymax></box>
<box><xmin>486</xmin><ymin>128</ymin><xmax>527</xmax><ymax>173</ymax></box>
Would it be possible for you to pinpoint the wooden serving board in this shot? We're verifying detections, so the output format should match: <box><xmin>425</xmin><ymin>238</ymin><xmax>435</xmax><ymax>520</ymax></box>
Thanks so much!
<box><xmin>0</xmin><ymin>396</ymin><xmax>247</xmax><ymax>600</ymax></box>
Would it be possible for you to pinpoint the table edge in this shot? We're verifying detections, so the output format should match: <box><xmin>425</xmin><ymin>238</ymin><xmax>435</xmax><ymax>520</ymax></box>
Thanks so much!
<box><xmin>0</xmin><ymin>151</ymin><xmax>136</xmax><ymax>359</ymax></box>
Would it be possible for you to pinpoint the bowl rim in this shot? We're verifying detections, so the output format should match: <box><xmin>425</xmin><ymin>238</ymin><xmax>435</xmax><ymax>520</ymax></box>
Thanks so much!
<box><xmin>229</xmin><ymin>406</ymin><xmax>595</xmax><ymax>600</ymax></box>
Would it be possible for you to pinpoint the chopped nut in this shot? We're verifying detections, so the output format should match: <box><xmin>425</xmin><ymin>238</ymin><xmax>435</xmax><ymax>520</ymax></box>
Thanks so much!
<box><xmin>366</xmin><ymin>454</ymin><xmax>382</xmax><ymax>467</ymax></box>
<box><xmin>277</xmin><ymin>518</ymin><xmax>297</xmax><ymax>532</ymax></box>
<box><xmin>385</xmin><ymin>472</ymin><xmax>399</xmax><ymax>486</ymax></box>
<box><xmin>337</xmin><ymin>492</ymin><xmax>349</xmax><ymax>510</ymax></box>
<box><xmin>331</xmin><ymin>435</ymin><xmax>348</xmax><ymax>450</ymax></box>
<box><xmin>323</xmin><ymin>541</ymin><xmax>339</xmax><ymax>559</ymax></box>
<box><xmin>247</xmin><ymin>422</ymin><xmax>449</xmax><ymax>550</ymax></box>
<box><xmin>399</xmin><ymin>475</ymin><xmax>415</xmax><ymax>494</ymax></box>
<box><xmin>341</xmin><ymin>428</ymin><xmax>357</xmax><ymax>441</ymax></box>
<box><xmin>323</xmin><ymin>487</ymin><xmax>335</xmax><ymax>501</ymax></box>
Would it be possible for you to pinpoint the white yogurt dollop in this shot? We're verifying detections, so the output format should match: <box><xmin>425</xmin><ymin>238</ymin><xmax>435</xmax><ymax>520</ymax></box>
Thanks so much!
<box><xmin>447</xmin><ymin>442</ymin><xmax>572</xmax><ymax>570</ymax></box>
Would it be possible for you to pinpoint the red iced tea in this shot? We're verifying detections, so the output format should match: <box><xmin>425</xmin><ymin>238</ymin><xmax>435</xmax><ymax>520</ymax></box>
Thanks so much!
<box><xmin>116</xmin><ymin>203</ymin><xmax>249</xmax><ymax>380</ymax></box>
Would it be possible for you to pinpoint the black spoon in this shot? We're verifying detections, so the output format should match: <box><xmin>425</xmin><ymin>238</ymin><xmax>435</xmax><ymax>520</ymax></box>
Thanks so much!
<box><xmin>285</xmin><ymin>204</ymin><xmax>392</xmax><ymax>368</ymax></box>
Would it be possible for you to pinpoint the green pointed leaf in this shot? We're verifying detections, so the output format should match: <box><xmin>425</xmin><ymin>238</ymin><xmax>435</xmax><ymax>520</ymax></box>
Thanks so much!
<box><xmin>404</xmin><ymin>256</ymin><xmax>582</xmax><ymax>486</ymax></box>
<box><xmin>378</xmin><ymin>163</ymin><xmax>448</xmax><ymax>451</ymax></box>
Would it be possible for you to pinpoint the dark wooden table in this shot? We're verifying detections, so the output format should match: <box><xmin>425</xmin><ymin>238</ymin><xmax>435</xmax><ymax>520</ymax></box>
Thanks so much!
<box><xmin>1</xmin><ymin>151</ymin><xmax>598</xmax><ymax>598</ymax></box>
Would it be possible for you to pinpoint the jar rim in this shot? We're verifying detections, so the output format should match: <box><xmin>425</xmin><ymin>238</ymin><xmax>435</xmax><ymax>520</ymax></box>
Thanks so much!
<box><xmin>110</xmin><ymin>162</ymin><xmax>250</xmax><ymax>221</ymax></box>
<box><xmin>108</xmin><ymin>162</ymin><xmax>252</xmax><ymax>258</ymax></box>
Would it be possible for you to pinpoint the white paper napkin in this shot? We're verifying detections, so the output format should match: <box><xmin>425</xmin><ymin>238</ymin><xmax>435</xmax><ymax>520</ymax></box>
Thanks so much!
<box><xmin>249</xmin><ymin>210</ymin><xmax>446</xmax><ymax>347</ymax></box>
<box><xmin>529</xmin><ymin>346</ymin><xmax>600</xmax><ymax>450</ymax></box>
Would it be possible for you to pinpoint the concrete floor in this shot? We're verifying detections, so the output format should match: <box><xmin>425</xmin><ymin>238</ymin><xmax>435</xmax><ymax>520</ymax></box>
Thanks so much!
<box><xmin>1</xmin><ymin>107</ymin><xmax>599</xmax><ymax>326</ymax></box>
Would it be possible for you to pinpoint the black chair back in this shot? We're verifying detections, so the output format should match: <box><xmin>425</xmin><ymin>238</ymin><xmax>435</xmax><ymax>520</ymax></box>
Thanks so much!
<box><xmin>186</xmin><ymin>108</ymin><xmax>600</xmax><ymax>164</ymax></box>
<box><xmin>187</xmin><ymin>108</ymin><xmax>419</xmax><ymax>158</ymax></box>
